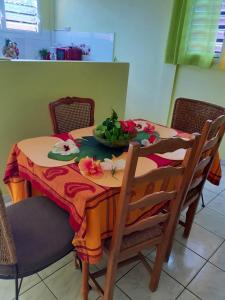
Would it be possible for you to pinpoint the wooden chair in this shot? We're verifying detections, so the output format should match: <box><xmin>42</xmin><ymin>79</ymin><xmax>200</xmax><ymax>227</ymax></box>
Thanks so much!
<box><xmin>81</xmin><ymin>134</ymin><xmax>200</xmax><ymax>300</ymax></box>
<box><xmin>179</xmin><ymin>115</ymin><xmax>225</xmax><ymax>239</ymax></box>
<box><xmin>0</xmin><ymin>192</ymin><xmax>75</xmax><ymax>300</ymax></box>
<box><xmin>171</xmin><ymin>97</ymin><xmax>225</xmax><ymax>207</ymax></box>
<box><xmin>49</xmin><ymin>96</ymin><xmax>95</xmax><ymax>134</ymax></box>
<box><xmin>164</xmin><ymin>115</ymin><xmax>225</xmax><ymax>261</ymax></box>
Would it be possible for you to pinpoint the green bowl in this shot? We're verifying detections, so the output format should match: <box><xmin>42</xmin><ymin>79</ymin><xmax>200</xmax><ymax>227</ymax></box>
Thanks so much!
<box><xmin>93</xmin><ymin>130</ymin><xmax>134</xmax><ymax>148</ymax></box>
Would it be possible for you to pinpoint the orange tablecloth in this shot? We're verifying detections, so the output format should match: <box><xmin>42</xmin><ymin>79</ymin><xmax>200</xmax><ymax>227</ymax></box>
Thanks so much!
<box><xmin>3</xmin><ymin>126</ymin><xmax>222</xmax><ymax>264</ymax></box>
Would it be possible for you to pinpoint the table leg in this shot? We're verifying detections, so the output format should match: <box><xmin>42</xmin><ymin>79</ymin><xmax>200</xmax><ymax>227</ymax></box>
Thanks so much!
<box><xmin>82</xmin><ymin>261</ymin><xmax>89</xmax><ymax>300</ymax></box>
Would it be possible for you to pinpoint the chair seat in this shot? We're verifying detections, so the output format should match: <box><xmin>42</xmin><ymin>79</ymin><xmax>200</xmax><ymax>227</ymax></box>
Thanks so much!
<box><xmin>104</xmin><ymin>225</ymin><xmax>162</xmax><ymax>251</ymax></box>
<box><xmin>0</xmin><ymin>196</ymin><xmax>74</xmax><ymax>279</ymax></box>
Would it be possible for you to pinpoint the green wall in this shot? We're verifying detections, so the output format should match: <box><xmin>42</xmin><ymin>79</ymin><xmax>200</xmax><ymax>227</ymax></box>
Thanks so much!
<box><xmin>54</xmin><ymin>0</ymin><xmax>175</xmax><ymax>124</ymax></box>
<box><xmin>39</xmin><ymin>0</ymin><xmax>55</xmax><ymax>30</ymax></box>
<box><xmin>173</xmin><ymin>65</ymin><xmax>225</xmax><ymax>159</ymax></box>
<box><xmin>0</xmin><ymin>61</ymin><xmax>129</xmax><ymax>193</ymax></box>
<box><xmin>54</xmin><ymin>0</ymin><xmax>225</xmax><ymax>160</ymax></box>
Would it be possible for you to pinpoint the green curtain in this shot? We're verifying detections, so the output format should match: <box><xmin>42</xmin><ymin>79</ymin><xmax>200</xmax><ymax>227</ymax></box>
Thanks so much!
<box><xmin>165</xmin><ymin>0</ymin><xmax>222</xmax><ymax>68</ymax></box>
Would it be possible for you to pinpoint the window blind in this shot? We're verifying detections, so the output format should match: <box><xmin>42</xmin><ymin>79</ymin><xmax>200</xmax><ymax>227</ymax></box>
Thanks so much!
<box><xmin>4</xmin><ymin>0</ymin><xmax>38</xmax><ymax>32</ymax></box>
<box><xmin>215</xmin><ymin>0</ymin><xmax>225</xmax><ymax>57</ymax></box>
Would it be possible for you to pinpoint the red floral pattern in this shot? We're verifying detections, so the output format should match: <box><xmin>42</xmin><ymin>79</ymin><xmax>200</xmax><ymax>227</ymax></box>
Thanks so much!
<box><xmin>43</xmin><ymin>167</ymin><xmax>69</xmax><ymax>181</ymax></box>
<box><xmin>64</xmin><ymin>182</ymin><xmax>96</xmax><ymax>198</ymax></box>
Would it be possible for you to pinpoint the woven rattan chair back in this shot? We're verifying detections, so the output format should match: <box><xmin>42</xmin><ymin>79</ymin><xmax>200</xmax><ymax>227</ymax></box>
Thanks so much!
<box><xmin>171</xmin><ymin>98</ymin><xmax>225</xmax><ymax>134</ymax></box>
<box><xmin>49</xmin><ymin>97</ymin><xmax>95</xmax><ymax>134</ymax></box>
<box><xmin>0</xmin><ymin>190</ymin><xmax>17</xmax><ymax>266</ymax></box>
<box><xmin>101</xmin><ymin>135</ymin><xmax>200</xmax><ymax>299</ymax></box>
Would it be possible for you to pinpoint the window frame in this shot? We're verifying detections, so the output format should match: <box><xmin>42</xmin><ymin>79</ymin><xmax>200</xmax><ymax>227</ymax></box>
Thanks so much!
<box><xmin>0</xmin><ymin>0</ymin><xmax>40</xmax><ymax>33</ymax></box>
<box><xmin>214</xmin><ymin>0</ymin><xmax>225</xmax><ymax>59</ymax></box>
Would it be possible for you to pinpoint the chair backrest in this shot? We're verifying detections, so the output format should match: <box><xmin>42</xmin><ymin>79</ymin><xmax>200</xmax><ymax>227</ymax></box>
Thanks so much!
<box><xmin>184</xmin><ymin>115</ymin><xmax>225</xmax><ymax>208</ymax></box>
<box><xmin>0</xmin><ymin>190</ymin><xmax>17</xmax><ymax>266</ymax></box>
<box><xmin>49</xmin><ymin>96</ymin><xmax>95</xmax><ymax>134</ymax></box>
<box><xmin>109</xmin><ymin>135</ymin><xmax>200</xmax><ymax>258</ymax></box>
<box><xmin>171</xmin><ymin>98</ymin><xmax>225</xmax><ymax>134</ymax></box>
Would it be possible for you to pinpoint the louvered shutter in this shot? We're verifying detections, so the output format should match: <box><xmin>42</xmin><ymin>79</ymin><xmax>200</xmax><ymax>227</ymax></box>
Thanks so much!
<box><xmin>215</xmin><ymin>0</ymin><xmax>225</xmax><ymax>57</ymax></box>
<box><xmin>4</xmin><ymin>0</ymin><xmax>38</xmax><ymax>32</ymax></box>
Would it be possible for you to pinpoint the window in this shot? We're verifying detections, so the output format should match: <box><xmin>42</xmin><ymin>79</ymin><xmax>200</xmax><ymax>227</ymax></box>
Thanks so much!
<box><xmin>0</xmin><ymin>0</ymin><xmax>39</xmax><ymax>32</ymax></box>
<box><xmin>215</xmin><ymin>0</ymin><xmax>225</xmax><ymax>57</ymax></box>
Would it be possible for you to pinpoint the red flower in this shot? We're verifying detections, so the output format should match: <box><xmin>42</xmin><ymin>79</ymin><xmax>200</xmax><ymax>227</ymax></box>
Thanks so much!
<box><xmin>120</xmin><ymin>120</ymin><xmax>137</xmax><ymax>134</ymax></box>
<box><xmin>144</xmin><ymin>123</ymin><xmax>155</xmax><ymax>134</ymax></box>
<box><xmin>79</xmin><ymin>157</ymin><xmax>103</xmax><ymax>177</ymax></box>
<box><xmin>148</xmin><ymin>134</ymin><xmax>157</xmax><ymax>144</ymax></box>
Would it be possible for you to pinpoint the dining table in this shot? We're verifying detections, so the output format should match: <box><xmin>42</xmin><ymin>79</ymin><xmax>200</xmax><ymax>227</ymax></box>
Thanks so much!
<box><xmin>3</xmin><ymin>121</ymin><xmax>222</xmax><ymax>264</ymax></box>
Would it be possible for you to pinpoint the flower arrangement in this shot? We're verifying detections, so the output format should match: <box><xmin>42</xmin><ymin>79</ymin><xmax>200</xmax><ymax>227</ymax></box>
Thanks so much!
<box><xmin>2</xmin><ymin>39</ymin><xmax>19</xmax><ymax>59</ymax></box>
<box><xmin>48</xmin><ymin>139</ymin><xmax>80</xmax><ymax>161</ymax></box>
<box><xmin>78</xmin><ymin>156</ymin><xmax>126</xmax><ymax>178</ymax></box>
<box><xmin>134</xmin><ymin>120</ymin><xmax>160</xmax><ymax>146</ymax></box>
<box><xmin>79</xmin><ymin>43</ymin><xmax>91</xmax><ymax>56</ymax></box>
<box><xmin>51</xmin><ymin>139</ymin><xmax>79</xmax><ymax>156</ymax></box>
<box><xmin>79</xmin><ymin>157</ymin><xmax>103</xmax><ymax>177</ymax></box>
<box><xmin>94</xmin><ymin>110</ymin><xmax>137</xmax><ymax>147</ymax></box>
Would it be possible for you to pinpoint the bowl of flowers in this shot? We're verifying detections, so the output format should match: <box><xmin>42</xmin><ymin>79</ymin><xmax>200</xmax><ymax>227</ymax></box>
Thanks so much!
<box><xmin>93</xmin><ymin>110</ymin><xmax>137</xmax><ymax>148</ymax></box>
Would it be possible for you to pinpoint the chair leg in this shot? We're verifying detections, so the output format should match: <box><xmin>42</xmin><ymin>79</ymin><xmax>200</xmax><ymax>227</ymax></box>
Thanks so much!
<box><xmin>183</xmin><ymin>200</ymin><xmax>198</xmax><ymax>239</ymax></box>
<box><xmin>149</xmin><ymin>245</ymin><xmax>166</xmax><ymax>292</ymax></box>
<box><xmin>103</xmin><ymin>255</ymin><xmax>119</xmax><ymax>300</ymax></box>
<box><xmin>82</xmin><ymin>261</ymin><xmax>89</xmax><ymax>300</ymax></box>
<box><xmin>74</xmin><ymin>251</ymin><xmax>82</xmax><ymax>270</ymax></box>
<box><xmin>164</xmin><ymin>238</ymin><xmax>173</xmax><ymax>263</ymax></box>
<box><xmin>201</xmin><ymin>192</ymin><xmax>205</xmax><ymax>208</ymax></box>
<box><xmin>15</xmin><ymin>277</ymin><xmax>19</xmax><ymax>300</ymax></box>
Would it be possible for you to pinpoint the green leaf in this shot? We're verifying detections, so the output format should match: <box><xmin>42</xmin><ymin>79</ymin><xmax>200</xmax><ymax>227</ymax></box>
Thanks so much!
<box><xmin>134</xmin><ymin>131</ymin><xmax>151</xmax><ymax>143</ymax></box>
<box><xmin>111</xmin><ymin>109</ymin><xmax>118</xmax><ymax>121</ymax></box>
<box><xmin>48</xmin><ymin>152</ymin><xmax>77</xmax><ymax>161</ymax></box>
<box><xmin>105</xmin><ymin>130</ymin><xmax>112</xmax><ymax>141</ymax></box>
<box><xmin>115</xmin><ymin>121</ymin><xmax>121</xmax><ymax>129</ymax></box>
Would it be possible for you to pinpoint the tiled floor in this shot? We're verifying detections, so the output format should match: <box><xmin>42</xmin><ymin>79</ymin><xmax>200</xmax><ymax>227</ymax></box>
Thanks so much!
<box><xmin>1</xmin><ymin>166</ymin><xmax>225</xmax><ymax>299</ymax></box>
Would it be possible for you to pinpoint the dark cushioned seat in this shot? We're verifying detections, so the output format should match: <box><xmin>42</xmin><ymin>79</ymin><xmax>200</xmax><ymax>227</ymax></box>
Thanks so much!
<box><xmin>104</xmin><ymin>225</ymin><xmax>162</xmax><ymax>251</ymax></box>
<box><xmin>0</xmin><ymin>196</ymin><xmax>74</xmax><ymax>279</ymax></box>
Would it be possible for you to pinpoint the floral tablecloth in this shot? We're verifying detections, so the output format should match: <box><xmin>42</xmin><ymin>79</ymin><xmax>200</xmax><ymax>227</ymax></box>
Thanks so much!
<box><xmin>3</xmin><ymin>125</ymin><xmax>222</xmax><ymax>263</ymax></box>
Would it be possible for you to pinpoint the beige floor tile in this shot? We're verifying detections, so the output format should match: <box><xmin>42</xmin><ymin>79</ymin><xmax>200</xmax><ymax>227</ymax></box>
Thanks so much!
<box><xmin>38</xmin><ymin>252</ymin><xmax>74</xmax><ymax>279</ymax></box>
<box><xmin>208</xmin><ymin>195</ymin><xmax>225</xmax><ymax>216</ymax></box>
<box><xmin>117</xmin><ymin>263</ymin><xmax>183</xmax><ymax>300</ymax></box>
<box><xmin>44</xmin><ymin>261</ymin><xmax>99</xmax><ymax>300</ymax></box>
<box><xmin>218</xmin><ymin>189</ymin><xmax>225</xmax><ymax>198</ymax></box>
<box><xmin>175</xmin><ymin>223</ymin><xmax>223</xmax><ymax>259</ymax></box>
<box><xmin>95</xmin><ymin>253</ymin><xmax>140</xmax><ymax>282</ymax></box>
<box><xmin>202</xmin><ymin>188</ymin><xmax>218</xmax><ymax>204</ymax></box>
<box><xmin>209</xmin><ymin>242</ymin><xmax>225</xmax><ymax>272</ymax></box>
<box><xmin>148</xmin><ymin>241</ymin><xmax>206</xmax><ymax>286</ymax></box>
<box><xmin>0</xmin><ymin>274</ymin><xmax>41</xmax><ymax>300</ymax></box>
<box><xmin>176</xmin><ymin>289</ymin><xmax>199</xmax><ymax>300</ymax></box>
<box><xmin>0</xmin><ymin>279</ymin><xmax>16</xmax><ymax>300</ymax></box>
<box><xmin>188</xmin><ymin>263</ymin><xmax>225</xmax><ymax>300</ymax></box>
<box><xmin>94</xmin><ymin>285</ymin><xmax>130</xmax><ymax>300</ymax></box>
<box><xmin>19</xmin><ymin>282</ymin><xmax>56</xmax><ymax>300</ymax></box>
<box><xmin>194</xmin><ymin>207</ymin><xmax>225</xmax><ymax>238</ymax></box>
